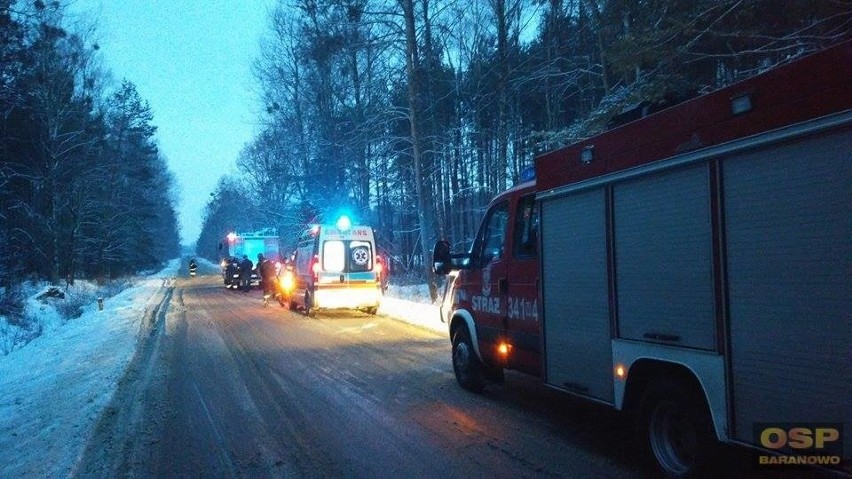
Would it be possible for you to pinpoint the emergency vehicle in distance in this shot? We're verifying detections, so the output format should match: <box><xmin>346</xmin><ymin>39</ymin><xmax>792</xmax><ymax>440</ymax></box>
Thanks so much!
<box><xmin>279</xmin><ymin>216</ymin><xmax>382</xmax><ymax>316</ymax></box>
<box><xmin>219</xmin><ymin>228</ymin><xmax>281</xmax><ymax>288</ymax></box>
<box><xmin>433</xmin><ymin>41</ymin><xmax>851</xmax><ymax>477</ymax></box>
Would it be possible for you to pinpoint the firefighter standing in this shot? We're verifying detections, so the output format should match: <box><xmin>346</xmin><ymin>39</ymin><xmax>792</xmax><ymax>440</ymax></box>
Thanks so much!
<box><xmin>258</xmin><ymin>253</ymin><xmax>277</xmax><ymax>305</ymax></box>
<box><xmin>239</xmin><ymin>255</ymin><xmax>253</xmax><ymax>292</ymax></box>
<box><xmin>224</xmin><ymin>258</ymin><xmax>237</xmax><ymax>289</ymax></box>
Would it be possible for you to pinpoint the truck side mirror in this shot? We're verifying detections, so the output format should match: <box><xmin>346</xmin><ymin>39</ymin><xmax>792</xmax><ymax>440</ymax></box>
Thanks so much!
<box><xmin>432</xmin><ymin>240</ymin><xmax>451</xmax><ymax>275</ymax></box>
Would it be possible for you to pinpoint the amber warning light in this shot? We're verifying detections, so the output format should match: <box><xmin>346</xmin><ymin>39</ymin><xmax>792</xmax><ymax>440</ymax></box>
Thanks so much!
<box><xmin>280</xmin><ymin>271</ymin><xmax>295</xmax><ymax>292</ymax></box>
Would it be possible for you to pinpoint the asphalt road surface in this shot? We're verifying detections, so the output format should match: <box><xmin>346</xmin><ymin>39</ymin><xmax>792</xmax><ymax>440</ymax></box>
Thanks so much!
<box><xmin>73</xmin><ymin>264</ymin><xmax>796</xmax><ymax>478</ymax></box>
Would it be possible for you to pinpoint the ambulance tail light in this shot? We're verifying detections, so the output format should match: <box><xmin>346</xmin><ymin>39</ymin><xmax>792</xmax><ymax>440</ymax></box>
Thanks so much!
<box><xmin>311</xmin><ymin>255</ymin><xmax>320</xmax><ymax>282</ymax></box>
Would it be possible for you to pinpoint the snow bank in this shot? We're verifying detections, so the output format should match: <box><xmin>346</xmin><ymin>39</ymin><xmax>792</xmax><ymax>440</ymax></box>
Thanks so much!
<box><xmin>0</xmin><ymin>260</ymin><xmax>179</xmax><ymax>478</ymax></box>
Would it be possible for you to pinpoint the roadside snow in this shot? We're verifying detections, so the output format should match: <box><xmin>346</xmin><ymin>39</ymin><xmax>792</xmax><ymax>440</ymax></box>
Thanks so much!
<box><xmin>0</xmin><ymin>259</ymin><xmax>179</xmax><ymax>478</ymax></box>
<box><xmin>381</xmin><ymin>283</ymin><xmax>445</xmax><ymax>334</ymax></box>
<box><xmin>0</xmin><ymin>260</ymin><xmax>445</xmax><ymax>477</ymax></box>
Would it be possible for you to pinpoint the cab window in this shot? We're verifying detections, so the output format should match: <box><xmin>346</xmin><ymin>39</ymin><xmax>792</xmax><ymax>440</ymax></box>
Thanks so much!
<box><xmin>513</xmin><ymin>194</ymin><xmax>538</xmax><ymax>259</ymax></box>
<box><xmin>478</xmin><ymin>201</ymin><xmax>509</xmax><ymax>265</ymax></box>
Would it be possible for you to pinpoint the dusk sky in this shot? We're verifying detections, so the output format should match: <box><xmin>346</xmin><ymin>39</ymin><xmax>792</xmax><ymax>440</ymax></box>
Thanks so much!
<box><xmin>69</xmin><ymin>0</ymin><xmax>277</xmax><ymax>245</ymax></box>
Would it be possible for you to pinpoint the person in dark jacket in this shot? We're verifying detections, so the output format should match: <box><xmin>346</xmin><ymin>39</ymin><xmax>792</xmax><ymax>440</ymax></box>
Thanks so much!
<box><xmin>258</xmin><ymin>254</ymin><xmax>277</xmax><ymax>300</ymax></box>
<box><xmin>239</xmin><ymin>255</ymin><xmax>253</xmax><ymax>292</ymax></box>
<box><xmin>224</xmin><ymin>257</ymin><xmax>237</xmax><ymax>288</ymax></box>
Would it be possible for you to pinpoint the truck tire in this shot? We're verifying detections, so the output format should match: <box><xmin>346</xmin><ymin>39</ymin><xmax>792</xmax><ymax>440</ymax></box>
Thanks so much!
<box><xmin>637</xmin><ymin>379</ymin><xmax>716</xmax><ymax>478</ymax></box>
<box><xmin>452</xmin><ymin>327</ymin><xmax>485</xmax><ymax>393</ymax></box>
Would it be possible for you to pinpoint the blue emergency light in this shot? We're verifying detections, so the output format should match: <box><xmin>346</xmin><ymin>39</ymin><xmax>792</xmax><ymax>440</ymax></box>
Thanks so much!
<box><xmin>336</xmin><ymin>215</ymin><xmax>352</xmax><ymax>231</ymax></box>
<box><xmin>520</xmin><ymin>166</ymin><xmax>536</xmax><ymax>182</ymax></box>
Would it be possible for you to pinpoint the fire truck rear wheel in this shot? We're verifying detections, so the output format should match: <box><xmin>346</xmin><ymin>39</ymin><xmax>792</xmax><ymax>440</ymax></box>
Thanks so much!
<box><xmin>638</xmin><ymin>379</ymin><xmax>715</xmax><ymax>478</ymax></box>
<box><xmin>452</xmin><ymin>327</ymin><xmax>485</xmax><ymax>393</ymax></box>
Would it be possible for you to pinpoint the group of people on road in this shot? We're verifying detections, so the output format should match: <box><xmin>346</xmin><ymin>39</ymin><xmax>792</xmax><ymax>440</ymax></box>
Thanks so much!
<box><xmin>224</xmin><ymin>255</ymin><xmax>253</xmax><ymax>291</ymax></box>
<box><xmin>223</xmin><ymin>253</ymin><xmax>278</xmax><ymax>296</ymax></box>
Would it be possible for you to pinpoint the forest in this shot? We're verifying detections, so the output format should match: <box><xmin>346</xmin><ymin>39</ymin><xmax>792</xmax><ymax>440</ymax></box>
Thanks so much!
<box><xmin>196</xmin><ymin>0</ymin><xmax>851</xmax><ymax>295</ymax></box>
<box><xmin>0</xmin><ymin>0</ymin><xmax>181</xmax><ymax>294</ymax></box>
<box><xmin>1</xmin><ymin>0</ymin><xmax>850</xmax><ymax>298</ymax></box>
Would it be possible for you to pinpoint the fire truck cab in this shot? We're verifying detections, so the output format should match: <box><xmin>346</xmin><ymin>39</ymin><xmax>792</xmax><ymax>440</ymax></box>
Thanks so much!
<box><xmin>435</xmin><ymin>178</ymin><xmax>542</xmax><ymax>382</ymax></box>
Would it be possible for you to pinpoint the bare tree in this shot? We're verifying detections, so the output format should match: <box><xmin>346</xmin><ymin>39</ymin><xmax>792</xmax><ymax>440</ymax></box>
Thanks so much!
<box><xmin>398</xmin><ymin>0</ymin><xmax>442</xmax><ymax>298</ymax></box>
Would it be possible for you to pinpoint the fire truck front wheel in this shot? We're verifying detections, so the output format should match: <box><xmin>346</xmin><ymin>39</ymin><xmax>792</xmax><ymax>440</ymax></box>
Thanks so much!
<box><xmin>452</xmin><ymin>327</ymin><xmax>485</xmax><ymax>393</ymax></box>
<box><xmin>638</xmin><ymin>379</ymin><xmax>715</xmax><ymax>478</ymax></box>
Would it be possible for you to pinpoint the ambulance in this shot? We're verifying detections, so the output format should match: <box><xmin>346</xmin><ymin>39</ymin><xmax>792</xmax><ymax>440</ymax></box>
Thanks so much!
<box><xmin>282</xmin><ymin>216</ymin><xmax>382</xmax><ymax>315</ymax></box>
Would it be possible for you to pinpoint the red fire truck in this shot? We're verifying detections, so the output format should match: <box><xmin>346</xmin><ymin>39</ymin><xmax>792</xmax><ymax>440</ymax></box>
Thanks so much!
<box><xmin>433</xmin><ymin>41</ymin><xmax>851</xmax><ymax>476</ymax></box>
<box><xmin>218</xmin><ymin>229</ymin><xmax>281</xmax><ymax>289</ymax></box>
